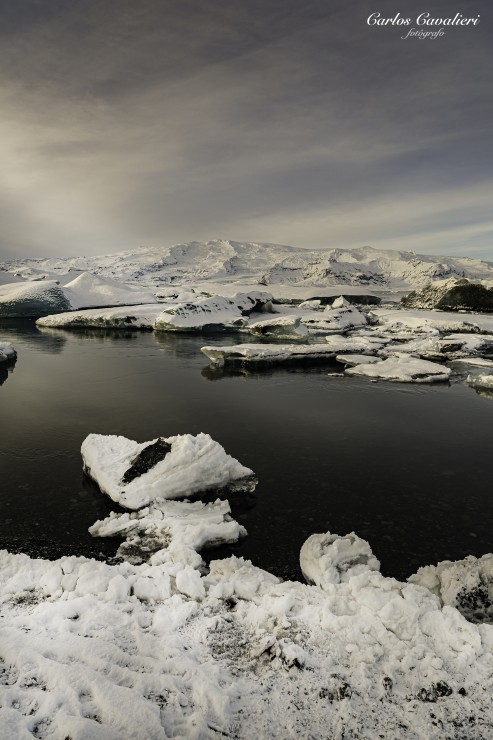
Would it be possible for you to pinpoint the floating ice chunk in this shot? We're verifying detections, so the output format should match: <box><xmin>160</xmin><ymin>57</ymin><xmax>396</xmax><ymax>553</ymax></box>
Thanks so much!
<box><xmin>248</xmin><ymin>315</ymin><xmax>308</xmax><ymax>339</ymax></box>
<box><xmin>452</xmin><ymin>357</ymin><xmax>493</xmax><ymax>368</ymax></box>
<box><xmin>300</xmin><ymin>532</ymin><xmax>380</xmax><ymax>589</ymax></box>
<box><xmin>0</xmin><ymin>280</ymin><xmax>71</xmax><ymax>318</ymax></box>
<box><xmin>324</xmin><ymin>335</ymin><xmax>384</xmax><ymax>353</ymax></box>
<box><xmin>201</xmin><ymin>342</ymin><xmax>336</xmax><ymax>366</ymax></box>
<box><xmin>63</xmin><ymin>272</ymin><xmax>156</xmax><ymax>309</ymax></box>
<box><xmin>37</xmin><ymin>304</ymin><xmax>164</xmax><ymax>329</ymax></box>
<box><xmin>154</xmin><ymin>292</ymin><xmax>272</xmax><ymax>332</ymax></box>
<box><xmin>0</xmin><ymin>341</ymin><xmax>16</xmax><ymax>363</ymax></box>
<box><xmin>336</xmin><ymin>354</ymin><xmax>381</xmax><ymax>366</ymax></box>
<box><xmin>345</xmin><ymin>354</ymin><xmax>451</xmax><ymax>383</ymax></box>
<box><xmin>81</xmin><ymin>433</ymin><xmax>255</xmax><ymax>509</ymax></box>
<box><xmin>434</xmin><ymin>334</ymin><xmax>493</xmax><ymax>357</ymax></box>
<box><xmin>89</xmin><ymin>498</ymin><xmax>246</xmax><ymax>567</ymax></box>
<box><xmin>298</xmin><ymin>299</ymin><xmax>321</xmax><ymax>309</ymax></box>
<box><xmin>300</xmin><ymin>297</ymin><xmax>367</xmax><ymax>334</ymax></box>
<box><xmin>467</xmin><ymin>374</ymin><xmax>493</xmax><ymax>390</ymax></box>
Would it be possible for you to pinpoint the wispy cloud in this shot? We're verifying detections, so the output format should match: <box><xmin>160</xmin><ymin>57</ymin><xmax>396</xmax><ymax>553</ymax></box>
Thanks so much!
<box><xmin>0</xmin><ymin>0</ymin><xmax>491</xmax><ymax>259</ymax></box>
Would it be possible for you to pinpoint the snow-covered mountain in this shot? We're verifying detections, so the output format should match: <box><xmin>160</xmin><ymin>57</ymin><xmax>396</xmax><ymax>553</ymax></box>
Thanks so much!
<box><xmin>2</xmin><ymin>240</ymin><xmax>493</xmax><ymax>292</ymax></box>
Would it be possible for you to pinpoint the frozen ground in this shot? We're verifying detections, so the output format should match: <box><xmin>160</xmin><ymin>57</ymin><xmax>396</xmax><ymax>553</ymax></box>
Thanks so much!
<box><xmin>2</xmin><ymin>430</ymin><xmax>493</xmax><ymax>738</ymax></box>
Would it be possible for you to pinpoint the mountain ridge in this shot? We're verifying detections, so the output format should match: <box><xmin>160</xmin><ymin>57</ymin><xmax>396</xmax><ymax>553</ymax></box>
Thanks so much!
<box><xmin>2</xmin><ymin>240</ymin><xmax>493</xmax><ymax>292</ymax></box>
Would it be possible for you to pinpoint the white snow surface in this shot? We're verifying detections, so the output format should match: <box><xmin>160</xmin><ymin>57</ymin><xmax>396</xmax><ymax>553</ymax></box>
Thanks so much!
<box><xmin>336</xmin><ymin>354</ymin><xmax>381</xmax><ymax>366</ymax></box>
<box><xmin>345</xmin><ymin>354</ymin><xmax>451</xmax><ymax>383</ymax></box>
<box><xmin>300</xmin><ymin>297</ymin><xmax>367</xmax><ymax>334</ymax></box>
<box><xmin>81</xmin><ymin>433</ymin><xmax>254</xmax><ymax>509</ymax></box>
<box><xmin>201</xmin><ymin>343</ymin><xmax>336</xmax><ymax>366</ymax></box>
<box><xmin>2</xmin><ymin>543</ymin><xmax>493</xmax><ymax>738</ymax></box>
<box><xmin>89</xmin><ymin>499</ymin><xmax>246</xmax><ymax>568</ymax></box>
<box><xmin>248</xmin><ymin>315</ymin><xmax>308</xmax><ymax>339</ymax></box>
<box><xmin>62</xmin><ymin>272</ymin><xmax>156</xmax><ymax>309</ymax></box>
<box><xmin>3</xmin><ymin>240</ymin><xmax>493</xmax><ymax>291</ymax></box>
<box><xmin>0</xmin><ymin>342</ymin><xmax>16</xmax><ymax>363</ymax></box>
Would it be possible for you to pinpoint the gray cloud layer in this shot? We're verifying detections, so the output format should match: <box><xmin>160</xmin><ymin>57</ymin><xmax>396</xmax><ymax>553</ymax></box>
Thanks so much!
<box><xmin>0</xmin><ymin>0</ymin><xmax>491</xmax><ymax>259</ymax></box>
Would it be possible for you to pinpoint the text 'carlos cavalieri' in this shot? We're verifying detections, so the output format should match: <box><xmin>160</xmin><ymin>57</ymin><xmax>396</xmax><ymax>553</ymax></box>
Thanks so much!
<box><xmin>367</xmin><ymin>12</ymin><xmax>481</xmax><ymax>40</ymax></box>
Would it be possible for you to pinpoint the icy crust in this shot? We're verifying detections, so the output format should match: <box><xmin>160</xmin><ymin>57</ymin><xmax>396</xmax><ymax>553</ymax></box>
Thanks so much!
<box><xmin>2</xmin><ymin>546</ymin><xmax>493</xmax><ymax>738</ymax></box>
<box><xmin>345</xmin><ymin>354</ymin><xmax>451</xmax><ymax>383</ymax></box>
<box><xmin>89</xmin><ymin>499</ymin><xmax>246</xmax><ymax>568</ymax></box>
<box><xmin>36</xmin><ymin>304</ymin><xmax>164</xmax><ymax>329</ymax></box>
<box><xmin>154</xmin><ymin>292</ymin><xmax>273</xmax><ymax>332</ymax></box>
<box><xmin>81</xmin><ymin>433</ymin><xmax>255</xmax><ymax>509</ymax></box>
<box><xmin>0</xmin><ymin>342</ymin><xmax>16</xmax><ymax>363</ymax></box>
<box><xmin>201</xmin><ymin>343</ymin><xmax>336</xmax><ymax>366</ymax></box>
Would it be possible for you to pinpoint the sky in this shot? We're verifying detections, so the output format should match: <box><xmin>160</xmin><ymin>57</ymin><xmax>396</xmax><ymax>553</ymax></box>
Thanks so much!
<box><xmin>0</xmin><ymin>0</ymin><xmax>491</xmax><ymax>261</ymax></box>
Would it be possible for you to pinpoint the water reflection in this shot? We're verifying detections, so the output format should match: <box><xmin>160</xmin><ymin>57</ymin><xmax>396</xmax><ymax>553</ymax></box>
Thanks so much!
<box><xmin>0</xmin><ymin>362</ymin><xmax>14</xmax><ymax>386</ymax></box>
<box><xmin>37</xmin><ymin>325</ymin><xmax>141</xmax><ymax>343</ymax></box>
<box><xmin>0</xmin><ymin>319</ymin><xmax>67</xmax><ymax>353</ymax></box>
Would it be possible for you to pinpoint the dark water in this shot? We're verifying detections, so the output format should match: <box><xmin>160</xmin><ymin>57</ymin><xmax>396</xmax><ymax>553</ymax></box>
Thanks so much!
<box><xmin>1</xmin><ymin>319</ymin><xmax>493</xmax><ymax>581</ymax></box>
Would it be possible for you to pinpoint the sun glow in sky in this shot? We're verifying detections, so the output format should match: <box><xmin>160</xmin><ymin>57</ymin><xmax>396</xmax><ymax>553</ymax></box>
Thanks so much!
<box><xmin>0</xmin><ymin>0</ymin><xmax>491</xmax><ymax>260</ymax></box>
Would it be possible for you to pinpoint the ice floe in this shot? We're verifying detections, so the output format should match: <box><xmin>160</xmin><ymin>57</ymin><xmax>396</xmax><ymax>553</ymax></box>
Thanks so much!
<box><xmin>0</xmin><ymin>342</ymin><xmax>16</xmax><ymax>363</ymax></box>
<box><xmin>467</xmin><ymin>374</ymin><xmax>493</xmax><ymax>391</ymax></box>
<box><xmin>81</xmin><ymin>433</ymin><xmax>255</xmax><ymax>509</ymax></box>
<box><xmin>37</xmin><ymin>304</ymin><xmax>165</xmax><ymax>330</ymax></box>
<box><xmin>201</xmin><ymin>343</ymin><xmax>336</xmax><ymax>366</ymax></box>
<box><xmin>90</xmin><ymin>499</ymin><xmax>246</xmax><ymax>568</ymax></box>
<box><xmin>336</xmin><ymin>353</ymin><xmax>381</xmax><ymax>366</ymax></box>
<box><xmin>345</xmin><ymin>354</ymin><xmax>451</xmax><ymax>383</ymax></box>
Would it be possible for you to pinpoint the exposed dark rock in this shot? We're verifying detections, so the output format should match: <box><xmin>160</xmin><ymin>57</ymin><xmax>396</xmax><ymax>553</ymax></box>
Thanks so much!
<box><xmin>402</xmin><ymin>279</ymin><xmax>493</xmax><ymax>312</ymax></box>
<box><xmin>122</xmin><ymin>438</ymin><xmax>172</xmax><ymax>484</ymax></box>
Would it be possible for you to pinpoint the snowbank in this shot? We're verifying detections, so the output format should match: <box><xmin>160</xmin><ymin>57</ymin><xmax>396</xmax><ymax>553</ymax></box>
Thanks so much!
<box><xmin>345</xmin><ymin>354</ymin><xmax>451</xmax><ymax>383</ymax></box>
<box><xmin>81</xmin><ymin>433</ymin><xmax>255</xmax><ymax>509</ymax></box>
<box><xmin>1</xmin><ymin>543</ymin><xmax>493</xmax><ymax>738</ymax></box>
<box><xmin>300</xmin><ymin>532</ymin><xmax>380</xmax><ymax>589</ymax></box>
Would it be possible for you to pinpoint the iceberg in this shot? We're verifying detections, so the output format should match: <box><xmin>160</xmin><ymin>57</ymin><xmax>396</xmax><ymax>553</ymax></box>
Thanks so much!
<box><xmin>248</xmin><ymin>314</ymin><xmax>308</xmax><ymax>339</ymax></box>
<box><xmin>154</xmin><ymin>292</ymin><xmax>273</xmax><ymax>332</ymax></box>
<box><xmin>300</xmin><ymin>296</ymin><xmax>367</xmax><ymax>334</ymax></box>
<box><xmin>81</xmin><ymin>432</ymin><xmax>255</xmax><ymax>509</ymax></box>
<box><xmin>0</xmin><ymin>280</ymin><xmax>71</xmax><ymax>318</ymax></box>
<box><xmin>467</xmin><ymin>374</ymin><xmax>493</xmax><ymax>391</ymax></box>
<box><xmin>345</xmin><ymin>354</ymin><xmax>451</xmax><ymax>383</ymax></box>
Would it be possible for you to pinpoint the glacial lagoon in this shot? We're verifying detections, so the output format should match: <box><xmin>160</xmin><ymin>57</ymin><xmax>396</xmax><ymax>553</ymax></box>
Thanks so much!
<box><xmin>1</xmin><ymin>318</ymin><xmax>492</xmax><ymax>581</ymax></box>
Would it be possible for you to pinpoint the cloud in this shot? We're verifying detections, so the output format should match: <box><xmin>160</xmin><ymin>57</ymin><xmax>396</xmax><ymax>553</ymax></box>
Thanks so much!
<box><xmin>0</xmin><ymin>0</ymin><xmax>491</xmax><ymax>260</ymax></box>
